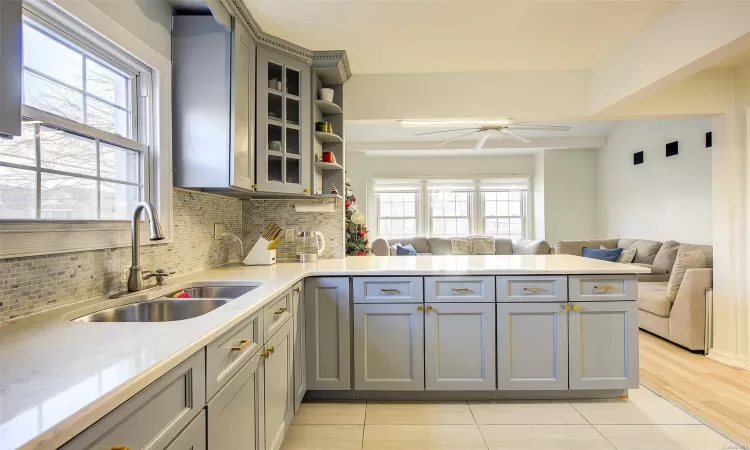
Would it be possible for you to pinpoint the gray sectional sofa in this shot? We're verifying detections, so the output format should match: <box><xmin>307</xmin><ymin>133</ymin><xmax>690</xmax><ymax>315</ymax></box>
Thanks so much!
<box><xmin>554</xmin><ymin>238</ymin><xmax>713</xmax><ymax>352</ymax></box>
<box><xmin>371</xmin><ymin>236</ymin><xmax>551</xmax><ymax>256</ymax></box>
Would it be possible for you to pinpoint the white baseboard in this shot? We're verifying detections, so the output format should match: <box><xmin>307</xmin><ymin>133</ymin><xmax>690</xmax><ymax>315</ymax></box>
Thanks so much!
<box><xmin>707</xmin><ymin>348</ymin><xmax>749</xmax><ymax>369</ymax></box>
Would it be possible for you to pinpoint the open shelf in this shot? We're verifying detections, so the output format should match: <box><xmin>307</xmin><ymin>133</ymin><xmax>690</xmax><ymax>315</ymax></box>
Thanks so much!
<box><xmin>315</xmin><ymin>161</ymin><xmax>343</xmax><ymax>171</ymax></box>
<box><xmin>314</xmin><ymin>99</ymin><xmax>343</xmax><ymax>115</ymax></box>
<box><xmin>314</xmin><ymin>131</ymin><xmax>343</xmax><ymax>143</ymax></box>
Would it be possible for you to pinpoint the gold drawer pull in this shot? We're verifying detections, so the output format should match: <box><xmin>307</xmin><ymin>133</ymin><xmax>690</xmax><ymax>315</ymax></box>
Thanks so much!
<box><xmin>417</xmin><ymin>305</ymin><xmax>423</xmax><ymax>311</ymax></box>
<box><xmin>562</xmin><ymin>304</ymin><xmax>570</xmax><ymax>311</ymax></box>
<box><xmin>572</xmin><ymin>304</ymin><xmax>579</xmax><ymax>311</ymax></box>
<box><xmin>593</xmin><ymin>285</ymin><xmax>615</xmax><ymax>292</ymax></box>
<box><xmin>261</xmin><ymin>349</ymin><xmax>271</xmax><ymax>359</ymax></box>
<box><xmin>293</xmin><ymin>287</ymin><xmax>301</xmax><ymax>294</ymax></box>
<box><xmin>111</xmin><ymin>447</ymin><xmax>130</xmax><ymax>450</ymax></box>
<box><xmin>274</xmin><ymin>307</ymin><xmax>287</xmax><ymax>315</ymax></box>
<box><xmin>268</xmin><ymin>345</ymin><xmax>275</xmax><ymax>354</ymax></box>
<box><xmin>426</xmin><ymin>305</ymin><xmax>433</xmax><ymax>312</ymax></box>
<box><xmin>231</xmin><ymin>339</ymin><xmax>250</xmax><ymax>351</ymax></box>
<box><xmin>523</xmin><ymin>287</ymin><xmax>543</xmax><ymax>293</ymax></box>
<box><xmin>452</xmin><ymin>288</ymin><xmax>471</xmax><ymax>293</ymax></box>
<box><xmin>381</xmin><ymin>288</ymin><xmax>400</xmax><ymax>293</ymax></box>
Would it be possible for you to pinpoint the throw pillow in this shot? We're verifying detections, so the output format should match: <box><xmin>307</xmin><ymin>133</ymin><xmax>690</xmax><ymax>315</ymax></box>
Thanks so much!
<box><xmin>389</xmin><ymin>243</ymin><xmax>400</xmax><ymax>256</ymax></box>
<box><xmin>396</xmin><ymin>244</ymin><xmax>417</xmax><ymax>256</ymax></box>
<box><xmin>583</xmin><ymin>247</ymin><xmax>623</xmax><ymax>262</ymax></box>
<box><xmin>450</xmin><ymin>237</ymin><xmax>471</xmax><ymax>255</ymax></box>
<box><xmin>601</xmin><ymin>245</ymin><xmax>636</xmax><ymax>264</ymax></box>
<box><xmin>667</xmin><ymin>251</ymin><xmax>708</xmax><ymax>301</ymax></box>
<box><xmin>471</xmin><ymin>236</ymin><xmax>496</xmax><ymax>255</ymax></box>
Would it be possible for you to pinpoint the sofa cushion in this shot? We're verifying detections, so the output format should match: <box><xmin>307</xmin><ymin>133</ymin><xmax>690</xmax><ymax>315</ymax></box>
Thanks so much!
<box><xmin>677</xmin><ymin>243</ymin><xmax>713</xmax><ymax>268</ymax></box>
<box><xmin>652</xmin><ymin>240</ymin><xmax>680</xmax><ymax>273</ymax></box>
<box><xmin>554</xmin><ymin>239</ymin><xmax>619</xmax><ymax>256</ymax></box>
<box><xmin>631</xmin><ymin>263</ymin><xmax>668</xmax><ymax>275</ymax></box>
<box><xmin>396</xmin><ymin>244</ymin><xmax>417</xmax><ymax>256</ymax></box>
<box><xmin>514</xmin><ymin>239</ymin><xmax>551</xmax><ymax>255</ymax></box>
<box><xmin>427</xmin><ymin>237</ymin><xmax>453</xmax><ymax>255</ymax></box>
<box><xmin>583</xmin><ymin>247</ymin><xmax>623</xmax><ymax>262</ymax></box>
<box><xmin>495</xmin><ymin>238</ymin><xmax>514</xmax><ymax>255</ymax></box>
<box><xmin>450</xmin><ymin>237</ymin><xmax>471</xmax><ymax>255</ymax></box>
<box><xmin>667</xmin><ymin>250</ymin><xmax>710</xmax><ymax>301</ymax></box>
<box><xmin>603</xmin><ymin>246</ymin><xmax>636</xmax><ymax>263</ymax></box>
<box><xmin>638</xmin><ymin>281</ymin><xmax>672</xmax><ymax>317</ymax></box>
<box><xmin>471</xmin><ymin>236</ymin><xmax>496</xmax><ymax>255</ymax></box>
<box><xmin>618</xmin><ymin>239</ymin><xmax>662</xmax><ymax>264</ymax></box>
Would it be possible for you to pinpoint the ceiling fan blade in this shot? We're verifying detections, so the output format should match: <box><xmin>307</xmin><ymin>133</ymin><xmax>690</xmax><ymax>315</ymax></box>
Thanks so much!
<box><xmin>415</xmin><ymin>128</ymin><xmax>479</xmax><ymax>136</ymax></box>
<box><xmin>507</xmin><ymin>125</ymin><xmax>572</xmax><ymax>132</ymax></box>
<box><xmin>435</xmin><ymin>130</ymin><xmax>479</xmax><ymax>147</ymax></box>
<box><xmin>475</xmin><ymin>133</ymin><xmax>490</xmax><ymax>151</ymax></box>
<box><xmin>500</xmin><ymin>129</ymin><xmax>532</xmax><ymax>143</ymax></box>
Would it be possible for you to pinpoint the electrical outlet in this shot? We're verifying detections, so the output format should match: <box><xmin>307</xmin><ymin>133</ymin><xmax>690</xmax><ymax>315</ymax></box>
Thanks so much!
<box><xmin>214</xmin><ymin>223</ymin><xmax>227</xmax><ymax>240</ymax></box>
<box><xmin>285</xmin><ymin>228</ymin><xmax>296</xmax><ymax>241</ymax></box>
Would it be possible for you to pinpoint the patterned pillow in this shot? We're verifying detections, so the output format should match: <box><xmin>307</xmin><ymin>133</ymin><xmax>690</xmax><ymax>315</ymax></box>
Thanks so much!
<box><xmin>601</xmin><ymin>246</ymin><xmax>636</xmax><ymax>264</ymax></box>
<box><xmin>450</xmin><ymin>237</ymin><xmax>471</xmax><ymax>255</ymax></box>
<box><xmin>471</xmin><ymin>236</ymin><xmax>496</xmax><ymax>255</ymax></box>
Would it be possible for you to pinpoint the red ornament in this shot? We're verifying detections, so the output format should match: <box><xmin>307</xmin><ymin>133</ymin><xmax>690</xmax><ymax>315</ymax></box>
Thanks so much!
<box><xmin>356</xmin><ymin>251</ymin><xmax>367</xmax><ymax>256</ymax></box>
<box><xmin>352</xmin><ymin>196</ymin><xmax>356</xmax><ymax>202</ymax></box>
<box><xmin>345</xmin><ymin>200</ymin><xmax>351</xmax><ymax>207</ymax></box>
<box><xmin>358</xmin><ymin>230</ymin><xmax>365</xmax><ymax>237</ymax></box>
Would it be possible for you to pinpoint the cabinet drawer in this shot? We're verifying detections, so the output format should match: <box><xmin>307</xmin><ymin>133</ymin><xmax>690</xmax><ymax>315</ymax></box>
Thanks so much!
<box><xmin>264</xmin><ymin>289</ymin><xmax>293</xmax><ymax>341</ymax></box>
<box><xmin>353</xmin><ymin>277</ymin><xmax>423</xmax><ymax>303</ymax></box>
<box><xmin>496</xmin><ymin>276</ymin><xmax>568</xmax><ymax>302</ymax></box>
<box><xmin>164</xmin><ymin>410</ymin><xmax>206</xmax><ymax>450</ymax></box>
<box><xmin>569</xmin><ymin>275</ymin><xmax>638</xmax><ymax>302</ymax></box>
<box><xmin>207</xmin><ymin>311</ymin><xmax>263</xmax><ymax>400</ymax></box>
<box><xmin>425</xmin><ymin>276</ymin><xmax>495</xmax><ymax>303</ymax></box>
<box><xmin>61</xmin><ymin>350</ymin><xmax>205</xmax><ymax>450</ymax></box>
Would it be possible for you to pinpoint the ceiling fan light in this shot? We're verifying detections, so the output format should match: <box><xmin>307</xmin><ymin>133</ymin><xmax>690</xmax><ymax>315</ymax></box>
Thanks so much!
<box><xmin>401</xmin><ymin>119</ymin><xmax>510</xmax><ymax>127</ymax></box>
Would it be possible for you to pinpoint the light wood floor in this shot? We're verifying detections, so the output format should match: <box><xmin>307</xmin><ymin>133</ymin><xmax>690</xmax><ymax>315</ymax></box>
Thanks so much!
<box><xmin>640</xmin><ymin>330</ymin><xmax>750</xmax><ymax>446</ymax></box>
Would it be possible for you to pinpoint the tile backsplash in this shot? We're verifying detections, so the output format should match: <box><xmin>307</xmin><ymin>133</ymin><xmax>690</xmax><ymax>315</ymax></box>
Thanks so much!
<box><xmin>242</xmin><ymin>198</ymin><xmax>345</xmax><ymax>261</ymax></box>
<box><xmin>0</xmin><ymin>189</ymin><xmax>243</xmax><ymax>323</ymax></box>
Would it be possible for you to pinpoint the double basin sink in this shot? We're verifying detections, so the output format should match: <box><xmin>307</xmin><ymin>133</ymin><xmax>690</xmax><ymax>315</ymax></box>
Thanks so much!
<box><xmin>74</xmin><ymin>285</ymin><xmax>259</xmax><ymax>323</ymax></box>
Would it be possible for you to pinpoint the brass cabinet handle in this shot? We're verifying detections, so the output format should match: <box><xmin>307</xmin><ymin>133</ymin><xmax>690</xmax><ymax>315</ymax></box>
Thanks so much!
<box><xmin>231</xmin><ymin>339</ymin><xmax>250</xmax><ymax>351</ymax></box>
<box><xmin>261</xmin><ymin>349</ymin><xmax>271</xmax><ymax>359</ymax></box>
<box><xmin>594</xmin><ymin>285</ymin><xmax>614</xmax><ymax>291</ymax></box>
<box><xmin>274</xmin><ymin>307</ymin><xmax>287</xmax><ymax>315</ymax></box>
<box><xmin>572</xmin><ymin>304</ymin><xmax>579</xmax><ymax>311</ymax></box>
<box><xmin>523</xmin><ymin>287</ymin><xmax>543</xmax><ymax>293</ymax></box>
<box><xmin>452</xmin><ymin>288</ymin><xmax>471</xmax><ymax>293</ymax></box>
<box><xmin>417</xmin><ymin>306</ymin><xmax>423</xmax><ymax>311</ymax></box>
<box><xmin>426</xmin><ymin>305</ymin><xmax>433</xmax><ymax>311</ymax></box>
<box><xmin>381</xmin><ymin>288</ymin><xmax>400</xmax><ymax>293</ymax></box>
<box><xmin>293</xmin><ymin>287</ymin><xmax>300</xmax><ymax>294</ymax></box>
<box><xmin>111</xmin><ymin>447</ymin><xmax>130</xmax><ymax>450</ymax></box>
<box><xmin>268</xmin><ymin>346</ymin><xmax>275</xmax><ymax>354</ymax></box>
<box><xmin>562</xmin><ymin>304</ymin><xmax>570</xmax><ymax>311</ymax></box>
<box><xmin>304</xmin><ymin>188</ymin><xmax>310</xmax><ymax>193</ymax></box>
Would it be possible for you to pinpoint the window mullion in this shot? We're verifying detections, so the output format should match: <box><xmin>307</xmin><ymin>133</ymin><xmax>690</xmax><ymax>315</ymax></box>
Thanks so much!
<box><xmin>95</xmin><ymin>138</ymin><xmax>101</xmax><ymax>219</ymax></box>
<box><xmin>82</xmin><ymin>56</ymin><xmax>88</xmax><ymax>125</ymax></box>
<box><xmin>34</xmin><ymin>123</ymin><xmax>41</xmax><ymax>219</ymax></box>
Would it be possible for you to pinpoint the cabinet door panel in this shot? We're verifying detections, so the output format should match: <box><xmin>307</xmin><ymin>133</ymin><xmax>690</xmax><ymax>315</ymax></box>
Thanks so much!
<box><xmin>230</xmin><ymin>21</ymin><xmax>254</xmax><ymax>190</ymax></box>
<box><xmin>164</xmin><ymin>411</ymin><xmax>206</xmax><ymax>450</ymax></box>
<box><xmin>208</xmin><ymin>353</ymin><xmax>264</xmax><ymax>450</ymax></box>
<box><xmin>497</xmin><ymin>303</ymin><xmax>568</xmax><ymax>390</ymax></box>
<box><xmin>292</xmin><ymin>282</ymin><xmax>306</xmax><ymax>411</ymax></box>
<box><xmin>265</xmin><ymin>319</ymin><xmax>295</xmax><ymax>450</ymax></box>
<box><xmin>304</xmin><ymin>278</ymin><xmax>351</xmax><ymax>390</ymax></box>
<box><xmin>354</xmin><ymin>303</ymin><xmax>424</xmax><ymax>391</ymax></box>
<box><xmin>569</xmin><ymin>301</ymin><xmax>639</xmax><ymax>390</ymax></box>
<box><xmin>425</xmin><ymin>303</ymin><xmax>495</xmax><ymax>390</ymax></box>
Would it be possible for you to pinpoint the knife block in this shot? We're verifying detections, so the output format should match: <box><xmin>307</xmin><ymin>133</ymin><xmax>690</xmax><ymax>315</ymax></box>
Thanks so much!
<box><xmin>243</xmin><ymin>237</ymin><xmax>277</xmax><ymax>266</ymax></box>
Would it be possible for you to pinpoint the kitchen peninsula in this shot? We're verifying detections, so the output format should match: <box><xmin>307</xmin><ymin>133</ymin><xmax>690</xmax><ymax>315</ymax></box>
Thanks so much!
<box><xmin>0</xmin><ymin>255</ymin><xmax>648</xmax><ymax>450</ymax></box>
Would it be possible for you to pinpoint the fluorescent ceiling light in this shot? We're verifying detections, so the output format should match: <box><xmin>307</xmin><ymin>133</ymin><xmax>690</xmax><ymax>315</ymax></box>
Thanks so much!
<box><xmin>401</xmin><ymin>119</ymin><xmax>510</xmax><ymax>127</ymax></box>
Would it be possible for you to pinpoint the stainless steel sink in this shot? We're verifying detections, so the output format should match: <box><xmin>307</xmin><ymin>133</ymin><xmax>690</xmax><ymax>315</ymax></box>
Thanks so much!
<box><xmin>74</xmin><ymin>299</ymin><xmax>231</xmax><ymax>323</ymax></box>
<box><xmin>163</xmin><ymin>286</ymin><xmax>257</xmax><ymax>299</ymax></box>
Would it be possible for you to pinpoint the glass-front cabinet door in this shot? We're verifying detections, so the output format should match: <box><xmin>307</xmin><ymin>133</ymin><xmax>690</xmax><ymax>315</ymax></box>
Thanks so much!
<box><xmin>256</xmin><ymin>46</ymin><xmax>311</xmax><ymax>194</ymax></box>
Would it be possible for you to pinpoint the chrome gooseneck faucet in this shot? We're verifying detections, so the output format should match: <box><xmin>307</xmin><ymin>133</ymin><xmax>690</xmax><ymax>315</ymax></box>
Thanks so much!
<box><xmin>128</xmin><ymin>201</ymin><xmax>165</xmax><ymax>292</ymax></box>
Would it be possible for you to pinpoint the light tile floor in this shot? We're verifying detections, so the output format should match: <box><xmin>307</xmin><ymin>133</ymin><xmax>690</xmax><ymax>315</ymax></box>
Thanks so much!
<box><xmin>281</xmin><ymin>385</ymin><xmax>738</xmax><ymax>450</ymax></box>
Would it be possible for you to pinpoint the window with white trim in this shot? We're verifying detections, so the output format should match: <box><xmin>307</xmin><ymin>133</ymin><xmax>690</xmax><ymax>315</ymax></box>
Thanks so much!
<box><xmin>373</xmin><ymin>178</ymin><xmax>530</xmax><ymax>240</ymax></box>
<box><xmin>0</xmin><ymin>14</ymin><xmax>151</xmax><ymax>221</ymax></box>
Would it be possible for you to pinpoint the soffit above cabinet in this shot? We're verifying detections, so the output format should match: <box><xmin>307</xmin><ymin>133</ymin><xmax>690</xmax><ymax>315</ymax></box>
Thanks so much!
<box><xmin>168</xmin><ymin>0</ymin><xmax>351</xmax><ymax>84</ymax></box>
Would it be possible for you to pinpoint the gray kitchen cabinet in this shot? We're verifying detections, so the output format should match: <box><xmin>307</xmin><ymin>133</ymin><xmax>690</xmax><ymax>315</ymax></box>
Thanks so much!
<box><xmin>0</xmin><ymin>0</ymin><xmax>22</xmax><ymax>138</ymax></box>
<box><xmin>164</xmin><ymin>411</ymin><xmax>206</xmax><ymax>450</ymax></box>
<box><xmin>569</xmin><ymin>275</ymin><xmax>638</xmax><ymax>302</ymax></box>
<box><xmin>61</xmin><ymin>350</ymin><xmax>206</xmax><ymax>450</ymax></box>
<box><xmin>256</xmin><ymin>45</ymin><xmax>311</xmax><ymax>194</ymax></box>
<box><xmin>304</xmin><ymin>277</ymin><xmax>351</xmax><ymax>390</ymax></box>
<box><xmin>264</xmin><ymin>319</ymin><xmax>295</xmax><ymax>450</ymax></box>
<box><xmin>568</xmin><ymin>301</ymin><xmax>639</xmax><ymax>390</ymax></box>
<box><xmin>497</xmin><ymin>303</ymin><xmax>569</xmax><ymax>390</ymax></box>
<box><xmin>354</xmin><ymin>303</ymin><xmax>425</xmax><ymax>391</ymax></box>
<box><xmin>207</xmin><ymin>352</ymin><xmax>265</xmax><ymax>450</ymax></box>
<box><xmin>291</xmin><ymin>282</ymin><xmax>306</xmax><ymax>411</ymax></box>
<box><xmin>172</xmin><ymin>14</ymin><xmax>256</xmax><ymax>192</ymax></box>
<box><xmin>424</xmin><ymin>302</ymin><xmax>495</xmax><ymax>391</ymax></box>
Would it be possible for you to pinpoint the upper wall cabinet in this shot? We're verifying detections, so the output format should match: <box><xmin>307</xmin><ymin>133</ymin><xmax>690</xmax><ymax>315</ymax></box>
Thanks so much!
<box><xmin>0</xmin><ymin>0</ymin><xmax>22</xmax><ymax>138</ymax></box>
<box><xmin>256</xmin><ymin>46</ymin><xmax>311</xmax><ymax>195</ymax></box>
<box><xmin>172</xmin><ymin>15</ymin><xmax>256</xmax><ymax>193</ymax></box>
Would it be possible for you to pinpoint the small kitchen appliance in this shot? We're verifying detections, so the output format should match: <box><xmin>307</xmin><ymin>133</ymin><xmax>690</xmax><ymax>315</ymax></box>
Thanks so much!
<box><xmin>296</xmin><ymin>231</ymin><xmax>326</xmax><ymax>262</ymax></box>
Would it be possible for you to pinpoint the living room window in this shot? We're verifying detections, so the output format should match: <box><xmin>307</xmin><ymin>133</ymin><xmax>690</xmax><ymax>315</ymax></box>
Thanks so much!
<box><xmin>0</xmin><ymin>15</ymin><xmax>151</xmax><ymax>221</ymax></box>
<box><xmin>373</xmin><ymin>178</ymin><xmax>530</xmax><ymax>240</ymax></box>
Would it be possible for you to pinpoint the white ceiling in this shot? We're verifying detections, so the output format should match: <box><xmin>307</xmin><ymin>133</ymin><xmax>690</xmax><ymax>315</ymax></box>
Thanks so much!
<box><xmin>243</xmin><ymin>0</ymin><xmax>674</xmax><ymax>74</ymax></box>
<box><xmin>347</xmin><ymin>120</ymin><xmax>619</xmax><ymax>142</ymax></box>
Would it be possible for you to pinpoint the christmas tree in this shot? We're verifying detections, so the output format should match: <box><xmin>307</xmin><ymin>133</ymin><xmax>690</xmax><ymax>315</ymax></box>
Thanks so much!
<box><xmin>345</xmin><ymin>179</ymin><xmax>370</xmax><ymax>256</ymax></box>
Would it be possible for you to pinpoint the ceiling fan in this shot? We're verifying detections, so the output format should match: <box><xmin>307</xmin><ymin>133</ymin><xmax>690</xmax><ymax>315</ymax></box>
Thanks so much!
<box><xmin>412</xmin><ymin>121</ymin><xmax>572</xmax><ymax>150</ymax></box>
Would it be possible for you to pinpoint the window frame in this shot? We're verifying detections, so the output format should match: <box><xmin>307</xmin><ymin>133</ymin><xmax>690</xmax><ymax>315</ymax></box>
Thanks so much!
<box><xmin>372</xmin><ymin>177</ymin><xmax>531</xmax><ymax>241</ymax></box>
<box><xmin>0</xmin><ymin>0</ymin><xmax>172</xmax><ymax>258</ymax></box>
<box><xmin>478</xmin><ymin>190</ymin><xmax>528</xmax><ymax>241</ymax></box>
<box><xmin>428</xmin><ymin>190</ymin><xmax>473</xmax><ymax>237</ymax></box>
<box><xmin>375</xmin><ymin>191</ymin><xmax>421</xmax><ymax>241</ymax></box>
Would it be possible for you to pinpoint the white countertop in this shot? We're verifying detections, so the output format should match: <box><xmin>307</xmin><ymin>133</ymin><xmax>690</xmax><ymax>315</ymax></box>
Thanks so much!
<box><xmin>0</xmin><ymin>255</ymin><xmax>647</xmax><ymax>449</ymax></box>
